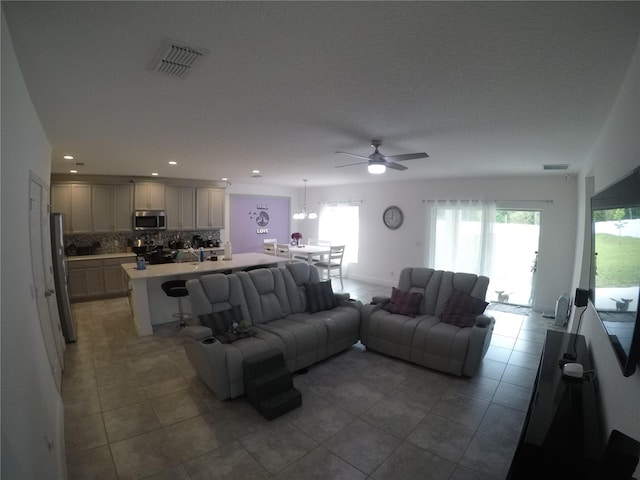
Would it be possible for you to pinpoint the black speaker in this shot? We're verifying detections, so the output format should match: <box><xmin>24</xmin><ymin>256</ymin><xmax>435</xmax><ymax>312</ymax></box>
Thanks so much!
<box><xmin>575</xmin><ymin>288</ymin><xmax>589</xmax><ymax>307</ymax></box>
<box><xmin>595</xmin><ymin>429</ymin><xmax>640</xmax><ymax>479</ymax></box>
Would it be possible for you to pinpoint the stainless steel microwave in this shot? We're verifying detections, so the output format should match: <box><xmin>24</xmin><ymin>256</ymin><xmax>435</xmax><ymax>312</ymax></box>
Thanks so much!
<box><xmin>133</xmin><ymin>210</ymin><xmax>166</xmax><ymax>230</ymax></box>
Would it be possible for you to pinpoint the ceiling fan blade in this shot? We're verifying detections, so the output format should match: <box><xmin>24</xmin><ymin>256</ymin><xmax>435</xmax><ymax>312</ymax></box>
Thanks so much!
<box><xmin>382</xmin><ymin>152</ymin><xmax>429</xmax><ymax>162</ymax></box>
<box><xmin>334</xmin><ymin>160</ymin><xmax>369</xmax><ymax>169</ymax></box>
<box><xmin>335</xmin><ymin>151</ymin><xmax>371</xmax><ymax>161</ymax></box>
<box><xmin>385</xmin><ymin>161</ymin><xmax>408</xmax><ymax>171</ymax></box>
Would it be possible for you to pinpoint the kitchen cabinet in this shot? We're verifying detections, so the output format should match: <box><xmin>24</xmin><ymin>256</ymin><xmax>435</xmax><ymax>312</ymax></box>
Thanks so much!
<box><xmin>67</xmin><ymin>255</ymin><xmax>133</xmax><ymax>301</ymax></box>
<box><xmin>92</xmin><ymin>184</ymin><xmax>133</xmax><ymax>232</ymax></box>
<box><xmin>102</xmin><ymin>257</ymin><xmax>131</xmax><ymax>295</ymax></box>
<box><xmin>67</xmin><ymin>259</ymin><xmax>104</xmax><ymax>299</ymax></box>
<box><xmin>196</xmin><ymin>188</ymin><xmax>225</xmax><ymax>229</ymax></box>
<box><xmin>165</xmin><ymin>186</ymin><xmax>195</xmax><ymax>230</ymax></box>
<box><xmin>51</xmin><ymin>184</ymin><xmax>92</xmax><ymax>233</ymax></box>
<box><xmin>134</xmin><ymin>182</ymin><xmax>165</xmax><ymax>210</ymax></box>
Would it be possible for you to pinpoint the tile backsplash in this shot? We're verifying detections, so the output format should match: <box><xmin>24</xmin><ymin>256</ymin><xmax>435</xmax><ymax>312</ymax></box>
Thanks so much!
<box><xmin>64</xmin><ymin>229</ymin><xmax>221</xmax><ymax>255</ymax></box>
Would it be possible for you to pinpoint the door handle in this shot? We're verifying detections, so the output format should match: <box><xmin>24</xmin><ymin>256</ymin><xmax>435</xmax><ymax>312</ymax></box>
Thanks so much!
<box><xmin>45</xmin><ymin>289</ymin><xmax>55</xmax><ymax>297</ymax></box>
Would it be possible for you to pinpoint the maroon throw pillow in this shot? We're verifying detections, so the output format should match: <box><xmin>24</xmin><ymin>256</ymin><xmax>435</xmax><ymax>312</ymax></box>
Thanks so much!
<box><xmin>384</xmin><ymin>287</ymin><xmax>423</xmax><ymax>316</ymax></box>
<box><xmin>441</xmin><ymin>290</ymin><xmax>488</xmax><ymax>327</ymax></box>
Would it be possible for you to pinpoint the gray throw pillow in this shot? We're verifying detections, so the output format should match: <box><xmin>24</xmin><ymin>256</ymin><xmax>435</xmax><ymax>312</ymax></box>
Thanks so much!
<box><xmin>199</xmin><ymin>305</ymin><xmax>243</xmax><ymax>335</ymax></box>
<box><xmin>304</xmin><ymin>281</ymin><xmax>338</xmax><ymax>314</ymax></box>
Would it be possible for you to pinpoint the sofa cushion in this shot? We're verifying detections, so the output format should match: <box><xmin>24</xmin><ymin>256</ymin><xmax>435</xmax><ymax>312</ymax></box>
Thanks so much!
<box><xmin>384</xmin><ymin>287</ymin><xmax>423</xmax><ymax>316</ymax></box>
<box><xmin>440</xmin><ymin>290</ymin><xmax>488</xmax><ymax>327</ymax></box>
<box><xmin>304</xmin><ymin>281</ymin><xmax>338</xmax><ymax>314</ymax></box>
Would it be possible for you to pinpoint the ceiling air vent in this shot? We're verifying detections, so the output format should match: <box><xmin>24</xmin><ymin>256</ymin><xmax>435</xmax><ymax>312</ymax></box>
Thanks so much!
<box><xmin>543</xmin><ymin>164</ymin><xmax>569</xmax><ymax>171</ymax></box>
<box><xmin>149</xmin><ymin>40</ymin><xmax>207</xmax><ymax>78</ymax></box>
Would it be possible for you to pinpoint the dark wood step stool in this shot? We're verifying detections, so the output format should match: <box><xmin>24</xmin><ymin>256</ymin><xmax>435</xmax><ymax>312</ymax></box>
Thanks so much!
<box><xmin>243</xmin><ymin>350</ymin><xmax>301</xmax><ymax>420</ymax></box>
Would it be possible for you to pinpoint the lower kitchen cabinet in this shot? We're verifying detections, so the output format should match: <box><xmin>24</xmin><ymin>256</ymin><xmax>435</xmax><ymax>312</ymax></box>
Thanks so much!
<box><xmin>68</xmin><ymin>255</ymin><xmax>133</xmax><ymax>301</ymax></box>
<box><xmin>103</xmin><ymin>257</ymin><xmax>131</xmax><ymax>295</ymax></box>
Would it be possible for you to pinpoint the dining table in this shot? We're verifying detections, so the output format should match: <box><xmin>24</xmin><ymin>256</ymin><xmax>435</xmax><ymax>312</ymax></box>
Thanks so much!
<box><xmin>289</xmin><ymin>244</ymin><xmax>331</xmax><ymax>264</ymax></box>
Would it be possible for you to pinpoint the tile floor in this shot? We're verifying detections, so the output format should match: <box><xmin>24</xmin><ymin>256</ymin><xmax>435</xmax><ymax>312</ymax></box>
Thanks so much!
<box><xmin>62</xmin><ymin>278</ymin><xmax>565</xmax><ymax>480</ymax></box>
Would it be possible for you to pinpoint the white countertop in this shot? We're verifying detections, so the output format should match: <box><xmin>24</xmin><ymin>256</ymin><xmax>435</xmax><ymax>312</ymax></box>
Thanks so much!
<box><xmin>67</xmin><ymin>252</ymin><xmax>137</xmax><ymax>261</ymax></box>
<box><xmin>122</xmin><ymin>252</ymin><xmax>282</xmax><ymax>279</ymax></box>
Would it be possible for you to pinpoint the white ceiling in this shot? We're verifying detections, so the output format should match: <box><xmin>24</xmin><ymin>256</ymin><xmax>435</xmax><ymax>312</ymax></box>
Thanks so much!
<box><xmin>4</xmin><ymin>1</ymin><xmax>640</xmax><ymax>187</ymax></box>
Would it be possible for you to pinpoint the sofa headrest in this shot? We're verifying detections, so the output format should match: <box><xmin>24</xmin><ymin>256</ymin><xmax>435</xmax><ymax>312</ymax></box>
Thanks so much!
<box><xmin>285</xmin><ymin>262</ymin><xmax>320</xmax><ymax>285</ymax></box>
<box><xmin>191</xmin><ymin>273</ymin><xmax>231</xmax><ymax>303</ymax></box>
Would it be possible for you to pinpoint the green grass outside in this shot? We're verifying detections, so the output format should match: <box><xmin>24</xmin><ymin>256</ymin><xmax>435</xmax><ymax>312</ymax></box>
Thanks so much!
<box><xmin>594</xmin><ymin>233</ymin><xmax>640</xmax><ymax>287</ymax></box>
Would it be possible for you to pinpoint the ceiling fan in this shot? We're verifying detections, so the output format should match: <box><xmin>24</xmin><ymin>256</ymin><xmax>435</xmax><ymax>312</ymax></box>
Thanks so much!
<box><xmin>335</xmin><ymin>140</ymin><xmax>429</xmax><ymax>174</ymax></box>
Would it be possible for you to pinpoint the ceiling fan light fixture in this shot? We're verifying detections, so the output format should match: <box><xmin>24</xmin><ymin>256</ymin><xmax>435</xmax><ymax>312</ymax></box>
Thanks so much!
<box><xmin>368</xmin><ymin>163</ymin><xmax>386</xmax><ymax>174</ymax></box>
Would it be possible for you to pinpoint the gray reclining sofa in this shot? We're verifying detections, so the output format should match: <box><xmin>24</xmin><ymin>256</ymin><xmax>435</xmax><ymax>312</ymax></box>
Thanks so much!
<box><xmin>180</xmin><ymin>262</ymin><xmax>362</xmax><ymax>399</ymax></box>
<box><xmin>360</xmin><ymin>267</ymin><xmax>495</xmax><ymax>377</ymax></box>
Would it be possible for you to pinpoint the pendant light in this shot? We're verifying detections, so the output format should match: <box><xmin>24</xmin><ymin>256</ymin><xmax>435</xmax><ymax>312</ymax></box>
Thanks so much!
<box><xmin>293</xmin><ymin>179</ymin><xmax>317</xmax><ymax>220</ymax></box>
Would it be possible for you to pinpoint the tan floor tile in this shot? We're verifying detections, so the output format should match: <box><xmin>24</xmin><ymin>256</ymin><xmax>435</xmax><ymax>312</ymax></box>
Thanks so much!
<box><xmin>110</xmin><ymin>429</ymin><xmax>181</xmax><ymax>480</ymax></box>
<box><xmin>66</xmin><ymin>445</ymin><xmax>117</xmax><ymax>480</ymax></box>
<box><xmin>150</xmin><ymin>388</ymin><xmax>209</xmax><ymax>426</ymax></box>
<box><xmin>103</xmin><ymin>401</ymin><xmax>162</xmax><ymax>443</ymax></box>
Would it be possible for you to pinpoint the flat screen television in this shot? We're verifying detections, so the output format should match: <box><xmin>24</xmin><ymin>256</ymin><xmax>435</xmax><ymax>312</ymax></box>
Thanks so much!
<box><xmin>590</xmin><ymin>166</ymin><xmax>640</xmax><ymax>377</ymax></box>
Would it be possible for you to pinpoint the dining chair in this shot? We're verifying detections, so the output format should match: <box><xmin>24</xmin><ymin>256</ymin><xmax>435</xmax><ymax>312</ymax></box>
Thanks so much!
<box><xmin>263</xmin><ymin>242</ymin><xmax>277</xmax><ymax>255</ymax></box>
<box><xmin>314</xmin><ymin>245</ymin><xmax>345</xmax><ymax>290</ymax></box>
<box><xmin>276</xmin><ymin>243</ymin><xmax>291</xmax><ymax>260</ymax></box>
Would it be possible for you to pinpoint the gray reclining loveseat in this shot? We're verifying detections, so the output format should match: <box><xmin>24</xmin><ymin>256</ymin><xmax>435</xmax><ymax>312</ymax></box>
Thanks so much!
<box><xmin>180</xmin><ymin>262</ymin><xmax>362</xmax><ymax>399</ymax></box>
<box><xmin>360</xmin><ymin>267</ymin><xmax>495</xmax><ymax>377</ymax></box>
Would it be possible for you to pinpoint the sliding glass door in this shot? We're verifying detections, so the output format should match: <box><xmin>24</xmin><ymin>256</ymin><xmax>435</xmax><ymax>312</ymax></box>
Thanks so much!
<box><xmin>429</xmin><ymin>203</ymin><xmax>540</xmax><ymax>306</ymax></box>
<box><xmin>491</xmin><ymin>210</ymin><xmax>540</xmax><ymax>306</ymax></box>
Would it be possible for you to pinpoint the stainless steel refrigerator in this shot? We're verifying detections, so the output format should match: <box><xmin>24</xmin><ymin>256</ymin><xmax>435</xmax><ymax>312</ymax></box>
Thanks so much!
<box><xmin>50</xmin><ymin>213</ymin><xmax>76</xmax><ymax>342</ymax></box>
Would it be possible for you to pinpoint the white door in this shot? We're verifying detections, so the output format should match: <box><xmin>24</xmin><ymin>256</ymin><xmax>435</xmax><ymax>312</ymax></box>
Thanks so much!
<box><xmin>30</xmin><ymin>175</ymin><xmax>64</xmax><ymax>389</ymax></box>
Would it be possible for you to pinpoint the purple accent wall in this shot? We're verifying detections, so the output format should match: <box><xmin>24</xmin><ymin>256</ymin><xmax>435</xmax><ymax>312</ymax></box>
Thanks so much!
<box><xmin>229</xmin><ymin>194</ymin><xmax>291</xmax><ymax>253</ymax></box>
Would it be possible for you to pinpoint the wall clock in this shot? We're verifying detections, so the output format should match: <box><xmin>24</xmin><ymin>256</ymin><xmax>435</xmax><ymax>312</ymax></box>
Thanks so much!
<box><xmin>383</xmin><ymin>206</ymin><xmax>404</xmax><ymax>230</ymax></box>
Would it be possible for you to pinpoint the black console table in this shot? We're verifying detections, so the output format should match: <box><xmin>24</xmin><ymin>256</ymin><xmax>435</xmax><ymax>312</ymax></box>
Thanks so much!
<box><xmin>508</xmin><ymin>330</ymin><xmax>602</xmax><ymax>479</ymax></box>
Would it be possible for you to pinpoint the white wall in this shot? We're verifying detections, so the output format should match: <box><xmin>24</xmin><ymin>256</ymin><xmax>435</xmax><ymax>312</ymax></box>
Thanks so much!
<box><xmin>1</xmin><ymin>10</ymin><xmax>66</xmax><ymax>479</ymax></box>
<box><xmin>300</xmin><ymin>175</ymin><xmax>577</xmax><ymax>312</ymax></box>
<box><xmin>571</xmin><ymin>36</ymin><xmax>640</xmax><ymax>473</ymax></box>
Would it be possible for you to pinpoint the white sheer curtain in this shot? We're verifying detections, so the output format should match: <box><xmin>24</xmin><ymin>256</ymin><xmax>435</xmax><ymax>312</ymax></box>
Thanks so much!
<box><xmin>318</xmin><ymin>204</ymin><xmax>359</xmax><ymax>264</ymax></box>
<box><xmin>428</xmin><ymin>200</ymin><xmax>496</xmax><ymax>277</ymax></box>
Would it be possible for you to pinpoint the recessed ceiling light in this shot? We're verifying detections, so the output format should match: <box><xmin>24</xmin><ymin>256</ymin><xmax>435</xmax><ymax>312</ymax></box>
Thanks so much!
<box><xmin>64</xmin><ymin>155</ymin><xmax>74</xmax><ymax>160</ymax></box>
<box><xmin>221</xmin><ymin>177</ymin><xmax>228</xmax><ymax>181</ymax></box>
<box><xmin>168</xmin><ymin>161</ymin><xmax>177</xmax><ymax>165</ymax></box>
<box><xmin>69</xmin><ymin>170</ymin><xmax>78</xmax><ymax>173</ymax></box>
<box><xmin>151</xmin><ymin>172</ymin><xmax>159</xmax><ymax>176</ymax></box>
<box><xmin>252</xmin><ymin>170</ymin><xmax>260</xmax><ymax>174</ymax></box>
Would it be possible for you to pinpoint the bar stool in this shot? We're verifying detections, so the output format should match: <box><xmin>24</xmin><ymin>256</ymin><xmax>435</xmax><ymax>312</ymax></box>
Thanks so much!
<box><xmin>161</xmin><ymin>280</ymin><xmax>192</xmax><ymax>327</ymax></box>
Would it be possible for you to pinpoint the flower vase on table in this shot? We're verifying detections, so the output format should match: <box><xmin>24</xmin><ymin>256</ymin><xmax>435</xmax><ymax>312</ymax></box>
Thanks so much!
<box><xmin>291</xmin><ymin>232</ymin><xmax>302</xmax><ymax>246</ymax></box>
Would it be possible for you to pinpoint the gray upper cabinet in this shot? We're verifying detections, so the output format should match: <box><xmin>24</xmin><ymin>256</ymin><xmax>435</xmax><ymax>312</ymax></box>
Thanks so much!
<box><xmin>92</xmin><ymin>184</ymin><xmax>133</xmax><ymax>232</ymax></box>
<box><xmin>165</xmin><ymin>186</ymin><xmax>195</xmax><ymax>230</ymax></box>
<box><xmin>134</xmin><ymin>182</ymin><xmax>165</xmax><ymax>210</ymax></box>
<box><xmin>196</xmin><ymin>188</ymin><xmax>225</xmax><ymax>229</ymax></box>
<box><xmin>51</xmin><ymin>184</ymin><xmax>92</xmax><ymax>233</ymax></box>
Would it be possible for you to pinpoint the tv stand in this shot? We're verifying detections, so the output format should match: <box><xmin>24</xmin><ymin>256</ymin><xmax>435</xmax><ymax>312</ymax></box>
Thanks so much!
<box><xmin>507</xmin><ymin>330</ymin><xmax>602</xmax><ymax>479</ymax></box>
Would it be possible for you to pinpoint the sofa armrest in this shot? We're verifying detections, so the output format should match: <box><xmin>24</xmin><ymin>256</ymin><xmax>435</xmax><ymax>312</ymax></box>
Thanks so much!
<box><xmin>339</xmin><ymin>298</ymin><xmax>363</xmax><ymax>311</ymax></box>
<box><xmin>475</xmin><ymin>313</ymin><xmax>494</xmax><ymax>327</ymax></box>
<box><xmin>180</xmin><ymin>325</ymin><xmax>212</xmax><ymax>342</ymax></box>
<box><xmin>371</xmin><ymin>295</ymin><xmax>390</xmax><ymax>305</ymax></box>
<box><xmin>335</xmin><ymin>292</ymin><xmax>351</xmax><ymax>303</ymax></box>
<box><xmin>463</xmin><ymin>315</ymin><xmax>496</xmax><ymax>376</ymax></box>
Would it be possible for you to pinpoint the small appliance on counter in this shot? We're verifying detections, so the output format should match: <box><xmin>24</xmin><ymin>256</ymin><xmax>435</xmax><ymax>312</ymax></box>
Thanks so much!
<box><xmin>192</xmin><ymin>235</ymin><xmax>205</xmax><ymax>248</ymax></box>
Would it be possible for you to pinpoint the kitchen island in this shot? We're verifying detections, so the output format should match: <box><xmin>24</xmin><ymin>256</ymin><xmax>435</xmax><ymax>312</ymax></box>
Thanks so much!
<box><xmin>123</xmin><ymin>252</ymin><xmax>283</xmax><ymax>335</ymax></box>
